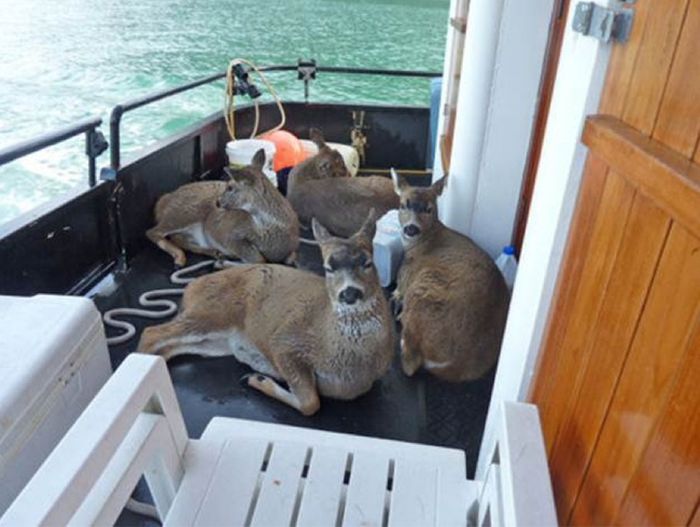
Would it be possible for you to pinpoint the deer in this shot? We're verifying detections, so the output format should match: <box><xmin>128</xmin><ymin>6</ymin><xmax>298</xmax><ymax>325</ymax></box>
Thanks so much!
<box><xmin>287</xmin><ymin>128</ymin><xmax>399</xmax><ymax>238</ymax></box>
<box><xmin>391</xmin><ymin>169</ymin><xmax>510</xmax><ymax>382</ymax></box>
<box><xmin>146</xmin><ymin>149</ymin><xmax>299</xmax><ymax>267</ymax></box>
<box><xmin>137</xmin><ymin>211</ymin><xmax>395</xmax><ymax>415</ymax></box>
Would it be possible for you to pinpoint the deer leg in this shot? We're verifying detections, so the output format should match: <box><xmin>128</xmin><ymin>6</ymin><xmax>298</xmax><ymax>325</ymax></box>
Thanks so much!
<box><xmin>147</xmin><ymin>227</ymin><xmax>187</xmax><ymax>267</ymax></box>
<box><xmin>399</xmin><ymin>329</ymin><xmax>423</xmax><ymax>377</ymax></box>
<box><xmin>246</xmin><ymin>356</ymin><xmax>320</xmax><ymax>415</ymax></box>
<box><xmin>138</xmin><ymin>317</ymin><xmax>228</xmax><ymax>362</ymax></box>
<box><xmin>169</xmin><ymin>233</ymin><xmax>221</xmax><ymax>260</ymax></box>
<box><xmin>232</xmin><ymin>239</ymin><xmax>266</xmax><ymax>263</ymax></box>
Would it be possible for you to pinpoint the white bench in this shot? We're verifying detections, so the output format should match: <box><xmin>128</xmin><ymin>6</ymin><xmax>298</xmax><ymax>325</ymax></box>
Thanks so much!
<box><xmin>0</xmin><ymin>354</ymin><xmax>556</xmax><ymax>526</ymax></box>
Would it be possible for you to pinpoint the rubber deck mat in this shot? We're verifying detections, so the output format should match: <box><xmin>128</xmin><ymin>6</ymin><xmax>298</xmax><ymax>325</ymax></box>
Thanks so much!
<box><xmin>90</xmin><ymin>238</ymin><xmax>495</xmax><ymax>522</ymax></box>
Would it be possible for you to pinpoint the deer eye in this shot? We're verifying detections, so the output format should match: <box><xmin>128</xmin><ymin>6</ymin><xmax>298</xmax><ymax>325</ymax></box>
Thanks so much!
<box><xmin>324</xmin><ymin>260</ymin><xmax>337</xmax><ymax>273</ymax></box>
<box><xmin>363</xmin><ymin>259</ymin><xmax>373</xmax><ymax>271</ymax></box>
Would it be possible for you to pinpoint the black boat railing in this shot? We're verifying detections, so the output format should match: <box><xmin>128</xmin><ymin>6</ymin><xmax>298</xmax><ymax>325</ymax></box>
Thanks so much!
<box><xmin>0</xmin><ymin>63</ymin><xmax>441</xmax><ymax>183</ymax></box>
<box><xmin>0</xmin><ymin>116</ymin><xmax>108</xmax><ymax>187</ymax></box>
<box><xmin>108</xmin><ymin>62</ymin><xmax>441</xmax><ymax>170</ymax></box>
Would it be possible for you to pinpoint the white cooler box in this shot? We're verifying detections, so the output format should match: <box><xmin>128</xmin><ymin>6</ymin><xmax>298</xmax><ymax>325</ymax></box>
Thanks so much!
<box><xmin>0</xmin><ymin>295</ymin><xmax>111</xmax><ymax>513</ymax></box>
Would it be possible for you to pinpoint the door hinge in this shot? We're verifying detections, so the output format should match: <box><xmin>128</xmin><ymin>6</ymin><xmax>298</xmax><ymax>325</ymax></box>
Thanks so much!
<box><xmin>572</xmin><ymin>2</ymin><xmax>634</xmax><ymax>43</ymax></box>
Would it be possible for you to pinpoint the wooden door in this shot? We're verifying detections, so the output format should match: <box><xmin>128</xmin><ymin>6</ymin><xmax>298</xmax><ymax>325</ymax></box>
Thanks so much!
<box><xmin>530</xmin><ymin>1</ymin><xmax>700</xmax><ymax>525</ymax></box>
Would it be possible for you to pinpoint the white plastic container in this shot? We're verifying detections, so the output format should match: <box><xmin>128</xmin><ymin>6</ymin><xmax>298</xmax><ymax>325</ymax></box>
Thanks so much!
<box><xmin>226</xmin><ymin>139</ymin><xmax>277</xmax><ymax>185</ymax></box>
<box><xmin>373</xmin><ymin>209</ymin><xmax>404</xmax><ymax>287</ymax></box>
<box><xmin>495</xmin><ymin>245</ymin><xmax>518</xmax><ymax>290</ymax></box>
<box><xmin>299</xmin><ymin>140</ymin><xmax>360</xmax><ymax>176</ymax></box>
<box><xmin>0</xmin><ymin>295</ymin><xmax>112</xmax><ymax>513</ymax></box>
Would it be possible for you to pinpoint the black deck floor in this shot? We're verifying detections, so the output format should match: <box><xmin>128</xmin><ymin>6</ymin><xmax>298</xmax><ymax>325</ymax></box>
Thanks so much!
<box><xmin>90</xmin><ymin>241</ymin><xmax>495</xmax><ymax>484</ymax></box>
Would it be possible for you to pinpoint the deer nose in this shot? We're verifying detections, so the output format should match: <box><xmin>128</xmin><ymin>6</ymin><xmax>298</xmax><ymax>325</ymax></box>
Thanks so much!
<box><xmin>339</xmin><ymin>286</ymin><xmax>363</xmax><ymax>305</ymax></box>
<box><xmin>403</xmin><ymin>224</ymin><xmax>420</xmax><ymax>237</ymax></box>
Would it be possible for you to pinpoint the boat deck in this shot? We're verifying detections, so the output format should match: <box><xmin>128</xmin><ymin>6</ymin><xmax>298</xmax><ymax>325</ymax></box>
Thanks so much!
<box><xmin>90</xmin><ymin>240</ymin><xmax>494</xmax><ymax>496</ymax></box>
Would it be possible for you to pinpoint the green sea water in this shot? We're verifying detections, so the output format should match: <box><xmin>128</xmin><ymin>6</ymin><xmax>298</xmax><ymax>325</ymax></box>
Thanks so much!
<box><xmin>0</xmin><ymin>0</ymin><xmax>448</xmax><ymax>225</ymax></box>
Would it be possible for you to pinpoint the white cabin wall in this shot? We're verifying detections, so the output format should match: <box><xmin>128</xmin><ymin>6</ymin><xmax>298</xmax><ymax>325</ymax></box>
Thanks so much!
<box><xmin>436</xmin><ymin>0</ymin><xmax>555</xmax><ymax>260</ymax></box>
<box><xmin>438</xmin><ymin>0</ymin><xmax>505</xmax><ymax>233</ymax></box>
<box><xmin>468</xmin><ymin>0</ymin><xmax>556</xmax><ymax>257</ymax></box>
<box><xmin>476</xmin><ymin>0</ymin><xmax>615</xmax><ymax>480</ymax></box>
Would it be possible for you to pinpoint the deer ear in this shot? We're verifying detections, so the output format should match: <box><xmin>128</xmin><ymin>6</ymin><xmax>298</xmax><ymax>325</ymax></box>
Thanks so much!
<box><xmin>312</xmin><ymin>217</ymin><xmax>332</xmax><ymax>244</ymax></box>
<box><xmin>355</xmin><ymin>208</ymin><xmax>378</xmax><ymax>243</ymax></box>
<box><xmin>251</xmin><ymin>148</ymin><xmax>266</xmax><ymax>169</ymax></box>
<box><xmin>391</xmin><ymin>168</ymin><xmax>408</xmax><ymax>196</ymax></box>
<box><xmin>309</xmin><ymin>128</ymin><xmax>326</xmax><ymax>149</ymax></box>
<box><xmin>227</xmin><ymin>168</ymin><xmax>254</xmax><ymax>185</ymax></box>
<box><xmin>431</xmin><ymin>174</ymin><xmax>448</xmax><ymax>196</ymax></box>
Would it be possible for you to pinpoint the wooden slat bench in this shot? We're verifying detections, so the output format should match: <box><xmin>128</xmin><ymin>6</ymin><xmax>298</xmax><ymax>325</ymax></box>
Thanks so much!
<box><xmin>0</xmin><ymin>354</ymin><xmax>556</xmax><ymax>526</ymax></box>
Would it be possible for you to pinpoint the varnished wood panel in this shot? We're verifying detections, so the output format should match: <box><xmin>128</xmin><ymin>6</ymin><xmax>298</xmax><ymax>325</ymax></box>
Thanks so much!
<box><xmin>531</xmin><ymin>2</ymin><xmax>700</xmax><ymax>524</ymax></box>
<box><xmin>583</xmin><ymin>116</ymin><xmax>700</xmax><ymax>239</ymax></box>
<box><xmin>620</xmin><ymin>0</ymin><xmax>690</xmax><ymax>134</ymax></box>
<box><xmin>529</xmin><ymin>155</ymin><xmax>608</xmax><ymax>450</ymax></box>
<box><xmin>653</xmin><ymin>0</ymin><xmax>700</xmax><ymax>157</ymax></box>
<box><xmin>571</xmin><ymin>223</ymin><xmax>700</xmax><ymax>524</ymax></box>
<box><xmin>599</xmin><ymin>0</ymin><xmax>650</xmax><ymax>118</ymax></box>
<box><xmin>536</xmin><ymin>169</ymin><xmax>635</xmax><ymax>459</ymax></box>
<box><xmin>547</xmin><ymin>189</ymin><xmax>670</xmax><ymax>521</ymax></box>
<box><xmin>615</xmin><ymin>319</ymin><xmax>700</xmax><ymax>525</ymax></box>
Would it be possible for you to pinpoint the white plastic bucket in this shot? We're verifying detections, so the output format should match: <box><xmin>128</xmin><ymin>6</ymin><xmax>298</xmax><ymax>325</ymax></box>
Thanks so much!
<box><xmin>298</xmin><ymin>140</ymin><xmax>360</xmax><ymax>177</ymax></box>
<box><xmin>226</xmin><ymin>139</ymin><xmax>277</xmax><ymax>186</ymax></box>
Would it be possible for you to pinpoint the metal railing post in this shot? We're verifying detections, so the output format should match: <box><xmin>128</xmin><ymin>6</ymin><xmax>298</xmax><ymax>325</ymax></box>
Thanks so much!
<box><xmin>110</xmin><ymin>105</ymin><xmax>124</xmax><ymax>171</ymax></box>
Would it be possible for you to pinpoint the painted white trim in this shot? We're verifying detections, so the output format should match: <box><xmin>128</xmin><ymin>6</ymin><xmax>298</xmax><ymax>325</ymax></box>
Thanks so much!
<box><xmin>434</xmin><ymin>0</ymin><xmax>556</xmax><ymax>258</ymax></box>
<box><xmin>469</xmin><ymin>0</ymin><xmax>556</xmax><ymax>257</ymax></box>
<box><xmin>476</xmin><ymin>0</ymin><xmax>614</xmax><ymax>479</ymax></box>
<box><xmin>439</xmin><ymin>0</ymin><xmax>506</xmax><ymax>234</ymax></box>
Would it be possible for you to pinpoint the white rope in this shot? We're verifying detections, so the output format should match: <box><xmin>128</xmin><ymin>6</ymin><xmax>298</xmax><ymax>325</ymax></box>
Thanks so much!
<box><xmin>103</xmin><ymin>259</ymin><xmax>240</xmax><ymax>346</ymax></box>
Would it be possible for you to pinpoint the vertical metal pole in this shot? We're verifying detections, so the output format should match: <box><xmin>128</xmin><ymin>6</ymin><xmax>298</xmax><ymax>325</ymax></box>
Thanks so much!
<box><xmin>86</xmin><ymin>129</ymin><xmax>96</xmax><ymax>187</ymax></box>
<box><xmin>109</xmin><ymin>105</ymin><xmax>123</xmax><ymax>170</ymax></box>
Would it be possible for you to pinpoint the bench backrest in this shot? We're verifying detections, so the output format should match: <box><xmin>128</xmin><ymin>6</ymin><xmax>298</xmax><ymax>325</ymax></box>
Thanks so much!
<box><xmin>475</xmin><ymin>401</ymin><xmax>557</xmax><ymax>526</ymax></box>
<box><xmin>0</xmin><ymin>354</ymin><xmax>187</xmax><ymax>526</ymax></box>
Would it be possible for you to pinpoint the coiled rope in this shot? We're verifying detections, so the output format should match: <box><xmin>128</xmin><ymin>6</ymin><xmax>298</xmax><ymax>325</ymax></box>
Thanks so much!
<box><xmin>224</xmin><ymin>58</ymin><xmax>286</xmax><ymax>141</ymax></box>
<box><xmin>103</xmin><ymin>260</ymin><xmax>240</xmax><ymax>346</ymax></box>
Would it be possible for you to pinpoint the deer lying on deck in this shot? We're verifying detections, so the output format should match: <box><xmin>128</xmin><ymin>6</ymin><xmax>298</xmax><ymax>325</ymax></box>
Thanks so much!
<box><xmin>138</xmin><ymin>212</ymin><xmax>394</xmax><ymax>415</ymax></box>
<box><xmin>146</xmin><ymin>149</ymin><xmax>299</xmax><ymax>267</ymax></box>
<box><xmin>392</xmin><ymin>169</ymin><xmax>510</xmax><ymax>382</ymax></box>
<box><xmin>287</xmin><ymin>128</ymin><xmax>399</xmax><ymax>238</ymax></box>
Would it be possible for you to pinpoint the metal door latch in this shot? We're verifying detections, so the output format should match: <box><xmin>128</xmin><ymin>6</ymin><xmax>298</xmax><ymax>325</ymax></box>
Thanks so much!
<box><xmin>572</xmin><ymin>2</ymin><xmax>634</xmax><ymax>43</ymax></box>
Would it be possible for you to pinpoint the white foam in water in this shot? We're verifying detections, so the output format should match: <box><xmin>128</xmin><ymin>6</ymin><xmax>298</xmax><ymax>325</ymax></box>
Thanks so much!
<box><xmin>0</xmin><ymin>0</ymin><xmax>449</xmax><ymax>226</ymax></box>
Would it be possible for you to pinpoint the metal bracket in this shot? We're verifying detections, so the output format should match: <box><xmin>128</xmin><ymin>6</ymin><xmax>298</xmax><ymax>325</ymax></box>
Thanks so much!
<box><xmin>297</xmin><ymin>59</ymin><xmax>317</xmax><ymax>103</ymax></box>
<box><xmin>86</xmin><ymin>129</ymin><xmax>108</xmax><ymax>158</ymax></box>
<box><xmin>572</xmin><ymin>2</ymin><xmax>634</xmax><ymax>43</ymax></box>
<box><xmin>85</xmin><ymin>128</ymin><xmax>109</xmax><ymax>186</ymax></box>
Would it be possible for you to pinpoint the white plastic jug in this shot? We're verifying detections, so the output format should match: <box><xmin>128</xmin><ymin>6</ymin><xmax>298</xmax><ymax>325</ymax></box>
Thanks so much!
<box><xmin>495</xmin><ymin>245</ymin><xmax>518</xmax><ymax>291</ymax></box>
<box><xmin>226</xmin><ymin>139</ymin><xmax>277</xmax><ymax>186</ymax></box>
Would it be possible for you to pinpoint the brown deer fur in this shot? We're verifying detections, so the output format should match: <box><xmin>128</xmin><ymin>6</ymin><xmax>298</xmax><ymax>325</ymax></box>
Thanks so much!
<box><xmin>137</xmin><ymin>212</ymin><xmax>394</xmax><ymax>415</ymax></box>
<box><xmin>146</xmin><ymin>149</ymin><xmax>299</xmax><ymax>267</ymax></box>
<box><xmin>287</xmin><ymin>129</ymin><xmax>399</xmax><ymax>238</ymax></box>
<box><xmin>392</xmin><ymin>170</ymin><xmax>509</xmax><ymax>382</ymax></box>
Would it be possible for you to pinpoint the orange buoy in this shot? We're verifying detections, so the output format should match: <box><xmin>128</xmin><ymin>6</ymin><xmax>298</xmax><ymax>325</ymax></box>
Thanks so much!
<box><xmin>261</xmin><ymin>130</ymin><xmax>307</xmax><ymax>171</ymax></box>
